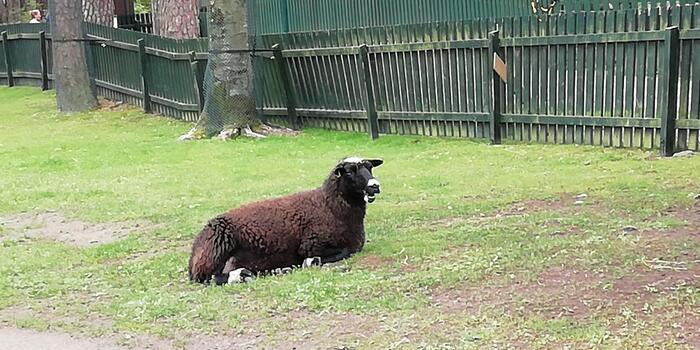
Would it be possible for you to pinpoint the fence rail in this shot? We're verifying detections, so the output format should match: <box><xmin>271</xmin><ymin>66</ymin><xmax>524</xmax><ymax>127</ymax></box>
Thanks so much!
<box><xmin>2</xmin><ymin>4</ymin><xmax>700</xmax><ymax>153</ymax></box>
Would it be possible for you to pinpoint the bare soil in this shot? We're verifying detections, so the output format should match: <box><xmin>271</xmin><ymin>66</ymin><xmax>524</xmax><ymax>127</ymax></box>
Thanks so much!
<box><xmin>0</xmin><ymin>328</ymin><xmax>126</xmax><ymax>350</ymax></box>
<box><xmin>0</xmin><ymin>211</ymin><xmax>149</xmax><ymax>247</ymax></box>
<box><xmin>431</xmin><ymin>201</ymin><xmax>700</xmax><ymax>347</ymax></box>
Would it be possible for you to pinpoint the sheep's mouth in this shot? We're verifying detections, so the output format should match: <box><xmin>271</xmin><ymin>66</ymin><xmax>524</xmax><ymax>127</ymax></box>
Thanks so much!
<box><xmin>364</xmin><ymin>192</ymin><xmax>377</xmax><ymax>203</ymax></box>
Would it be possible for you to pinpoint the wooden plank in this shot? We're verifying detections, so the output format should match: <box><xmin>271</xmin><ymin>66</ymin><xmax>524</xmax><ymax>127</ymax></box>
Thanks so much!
<box><xmin>273</xmin><ymin>44</ymin><xmax>300</xmax><ymax>130</ymax></box>
<box><xmin>690</xmin><ymin>21</ymin><xmax>700</xmax><ymax>121</ymax></box>
<box><xmin>501</xmin><ymin>30</ymin><xmax>666</xmax><ymax>47</ymax></box>
<box><xmin>137</xmin><ymin>38</ymin><xmax>151</xmax><ymax>113</ymax></box>
<box><xmin>660</xmin><ymin>27</ymin><xmax>681</xmax><ymax>156</ymax></box>
<box><xmin>259</xmin><ymin>108</ymin><xmax>365</xmax><ymax>118</ymax></box>
<box><xmin>584</xmin><ymin>13</ymin><xmax>595</xmax><ymax>117</ymax></box>
<box><xmin>612</xmin><ymin>10</ymin><xmax>625</xmax><ymax>121</ymax></box>
<box><xmin>555</xmin><ymin>14</ymin><xmax>566</xmax><ymax>116</ymax></box>
<box><xmin>522</xmin><ymin>17</ymin><xmax>532</xmax><ymax>115</ymax></box>
<box><xmin>501</xmin><ymin>114</ymin><xmax>662</xmax><ymax>128</ymax></box>
<box><xmin>1</xmin><ymin>32</ymin><xmax>13</xmax><ymax>87</ymax></box>
<box><xmin>359</xmin><ymin>44</ymin><xmax>380</xmax><ymax>139</ymax></box>
<box><xmin>678</xmin><ymin>6</ymin><xmax>693</xmax><ymax>120</ymax></box>
<box><xmin>681</xmin><ymin>28</ymin><xmax>700</xmax><ymax>40</ymax></box>
<box><xmin>566</xmin><ymin>15</ymin><xmax>576</xmax><ymax>116</ymax></box>
<box><xmin>94</xmin><ymin>79</ymin><xmax>199</xmax><ymax>111</ymax></box>
<box><xmin>489</xmin><ymin>30</ymin><xmax>502</xmax><ymax>144</ymax></box>
<box><xmin>575</xmin><ymin>12</ymin><xmax>586</xmax><ymax>117</ymax></box>
<box><xmin>378</xmin><ymin>111</ymin><xmax>489</xmax><ymax>121</ymax></box>
<box><xmin>593</xmin><ymin>11</ymin><xmax>606</xmax><ymax>119</ymax></box>
<box><xmin>39</xmin><ymin>31</ymin><xmax>49</xmax><ymax>91</ymax></box>
<box><xmin>538</xmin><ymin>16</ymin><xmax>548</xmax><ymax>116</ymax></box>
<box><xmin>188</xmin><ymin>51</ymin><xmax>203</xmax><ymax>112</ymax></box>
<box><xmin>546</xmin><ymin>15</ymin><xmax>557</xmax><ymax>116</ymax></box>
<box><xmin>623</xmin><ymin>10</ymin><xmax>636</xmax><ymax>121</ymax></box>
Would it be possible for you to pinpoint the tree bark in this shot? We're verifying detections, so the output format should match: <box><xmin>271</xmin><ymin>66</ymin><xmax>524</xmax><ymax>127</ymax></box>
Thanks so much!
<box><xmin>0</xmin><ymin>0</ymin><xmax>22</xmax><ymax>24</ymax></box>
<box><xmin>151</xmin><ymin>0</ymin><xmax>199</xmax><ymax>39</ymax></box>
<box><xmin>82</xmin><ymin>0</ymin><xmax>114</xmax><ymax>26</ymax></box>
<box><xmin>198</xmin><ymin>0</ymin><xmax>255</xmax><ymax>136</ymax></box>
<box><xmin>50</xmin><ymin>0</ymin><xmax>97</xmax><ymax>113</ymax></box>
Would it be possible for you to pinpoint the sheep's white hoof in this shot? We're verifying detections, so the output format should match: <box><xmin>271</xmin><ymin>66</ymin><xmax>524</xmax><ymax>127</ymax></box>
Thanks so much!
<box><xmin>228</xmin><ymin>268</ymin><xmax>255</xmax><ymax>284</ymax></box>
<box><xmin>302</xmin><ymin>257</ymin><xmax>321</xmax><ymax>268</ymax></box>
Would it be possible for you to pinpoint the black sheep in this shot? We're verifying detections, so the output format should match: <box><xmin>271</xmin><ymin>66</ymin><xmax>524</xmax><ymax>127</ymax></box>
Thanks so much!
<box><xmin>188</xmin><ymin>157</ymin><xmax>383</xmax><ymax>284</ymax></box>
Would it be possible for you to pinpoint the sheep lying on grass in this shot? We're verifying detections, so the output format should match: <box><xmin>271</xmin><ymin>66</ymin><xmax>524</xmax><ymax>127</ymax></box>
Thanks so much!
<box><xmin>188</xmin><ymin>157</ymin><xmax>383</xmax><ymax>284</ymax></box>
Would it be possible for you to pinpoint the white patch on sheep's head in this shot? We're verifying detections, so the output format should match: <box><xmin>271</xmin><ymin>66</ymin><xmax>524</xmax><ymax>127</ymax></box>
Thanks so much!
<box><xmin>342</xmin><ymin>156</ymin><xmax>364</xmax><ymax>164</ymax></box>
<box><xmin>333</xmin><ymin>157</ymin><xmax>383</xmax><ymax>204</ymax></box>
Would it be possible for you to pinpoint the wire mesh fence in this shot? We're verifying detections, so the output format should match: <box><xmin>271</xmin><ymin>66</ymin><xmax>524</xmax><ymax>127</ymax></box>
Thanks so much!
<box><xmin>182</xmin><ymin>0</ymin><xmax>270</xmax><ymax>140</ymax></box>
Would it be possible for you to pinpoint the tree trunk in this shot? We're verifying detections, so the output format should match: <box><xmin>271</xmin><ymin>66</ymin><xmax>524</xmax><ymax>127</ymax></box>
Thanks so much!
<box><xmin>49</xmin><ymin>0</ymin><xmax>97</xmax><ymax>113</ymax></box>
<box><xmin>151</xmin><ymin>0</ymin><xmax>199</xmax><ymax>39</ymax></box>
<box><xmin>0</xmin><ymin>0</ymin><xmax>22</xmax><ymax>24</ymax></box>
<box><xmin>198</xmin><ymin>0</ymin><xmax>255</xmax><ymax>136</ymax></box>
<box><xmin>82</xmin><ymin>0</ymin><xmax>114</xmax><ymax>26</ymax></box>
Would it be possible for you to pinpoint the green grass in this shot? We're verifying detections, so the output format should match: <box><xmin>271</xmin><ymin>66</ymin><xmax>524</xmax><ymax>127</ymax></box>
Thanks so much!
<box><xmin>1</xmin><ymin>87</ymin><xmax>699</xmax><ymax>349</ymax></box>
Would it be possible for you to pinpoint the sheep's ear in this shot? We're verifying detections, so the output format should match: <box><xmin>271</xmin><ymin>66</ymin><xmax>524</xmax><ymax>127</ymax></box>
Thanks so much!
<box><xmin>366</xmin><ymin>159</ymin><xmax>383</xmax><ymax>167</ymax></box>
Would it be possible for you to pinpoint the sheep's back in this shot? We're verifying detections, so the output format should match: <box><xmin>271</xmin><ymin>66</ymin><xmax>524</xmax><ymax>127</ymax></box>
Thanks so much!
<box><xmin>222</xmin><ymin>189</ymin><xmax>325</xmax><ymax>253</ymax></box>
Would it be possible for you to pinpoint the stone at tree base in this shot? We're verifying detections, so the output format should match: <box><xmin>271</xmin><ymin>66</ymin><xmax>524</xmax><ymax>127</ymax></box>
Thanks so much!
<box><xmin>672</xmin><ymin>150</ymin><xmax>694</xmax><ymax>158</ymax></box>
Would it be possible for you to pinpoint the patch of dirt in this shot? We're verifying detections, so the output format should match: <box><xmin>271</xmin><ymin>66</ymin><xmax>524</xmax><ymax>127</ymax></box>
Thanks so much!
<box><xmin>355</xmin><ymin>254</ymin><xmax>394</xmax><ymax>269</ymax></box>
<box><xmin>185</xmin><ymin>310</ymin><xmax>379</xmax><ymax>350</ymax></box>
<box><xmin>647</xmin><ymin>203</ymin><xmax>700</xmax><ymax>241</ymax></box>
<box><xmin>432</xmin><ymin>263</ymin><xmax>699</xmax><ymax>343</ymax></box>
<box><xmin>431</xmin><ymin>202</ymin><xmax>700</xmax><ymax>346</ymax></box>
<box><xmin>0</xmin><ymin>327</ymin><xmax>127</xmax><ymax>350</ymax></box>
<box><xmin>431</xmin><ymin>193</ymin><xmax>606</xmax><ymax>229</ymax></box>
<box><xmin>0</xmin><ymin>211</ymin><xmax>150</xmax><ymax>247</ymax></box>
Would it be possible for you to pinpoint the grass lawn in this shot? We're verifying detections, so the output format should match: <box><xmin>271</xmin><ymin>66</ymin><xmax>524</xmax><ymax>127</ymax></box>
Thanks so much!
<box><xmin>0</xmin><ymin>87</ymin><xmax>698</xmax><ymax>349</ymax></box>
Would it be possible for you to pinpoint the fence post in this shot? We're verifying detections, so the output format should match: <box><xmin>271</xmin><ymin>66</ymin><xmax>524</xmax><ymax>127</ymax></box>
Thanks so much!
<box><xmin>189</xmin><ymin>51</ymin><xmax>204</xmax><ymax>112</ymax></box>
<box><xmin>39</xmin><ymin>31</ymin><xmax>49</xmax><ymax>91</ymax></box>
<box><xmin>488</xmin><ymin>30</ymin><xmax>503</xmax><ymax>145</ymax></box>
<box><xmin>1</xmin><ymin>31</ymin><xmax>14</xmax><ymax>87</ymax></box>
<box><xmin>660</xmin><ymin>26</ymin><xmax>680</xmax><ymax>157</ymax></box>
<box><xmin>358</xmin><ymin>44</ymin><xmax>379</xmax><ymax>140</ymax></box>
<box><xmin>272</xmin><ymin>44</ymin><xmax>300</xmax><ymax>130</ymax></box>
<box><xmin>137</xmin><ymin>38</ymin><xmax>152</xmax><ymax>113</ymax></box>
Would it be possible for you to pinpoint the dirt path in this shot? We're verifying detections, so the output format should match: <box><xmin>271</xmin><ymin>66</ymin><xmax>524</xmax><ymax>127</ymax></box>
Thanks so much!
<box><xmin>0</xmin><ymin>328</ymin><xmax>127</xmax><ymax>350</ymax></box>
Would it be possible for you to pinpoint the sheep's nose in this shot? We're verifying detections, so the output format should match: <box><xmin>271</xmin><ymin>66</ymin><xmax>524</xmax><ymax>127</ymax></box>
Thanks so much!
<box><xmin>366</xmin><ymin>179</ymin><xmax>381</xmax><ymax>194</ymax></box>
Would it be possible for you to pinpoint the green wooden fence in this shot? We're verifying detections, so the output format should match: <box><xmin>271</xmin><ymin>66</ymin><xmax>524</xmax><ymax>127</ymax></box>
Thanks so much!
<box><xmin>0</xmin><ymin>22</ymin><xmax>208</xmax><ymax>121</ymax></box>
<box><xmin>2</xmin><ymin>3</ymin><xmax>700</xmax><ymax>153</ymax></box>
<box><xmin>85</xmin><ymin>23</ymin><xmax>208</xmax><ymax>120</ymax></box>
<box><xmin>248</xmin><ymin>0</ymin><xmax>700</xmax><ymax>35</ymax></box>
<box><xmin>254</xmin><ymin>4</ymin><xmax>700</xmax><ymax>151</ymax></box>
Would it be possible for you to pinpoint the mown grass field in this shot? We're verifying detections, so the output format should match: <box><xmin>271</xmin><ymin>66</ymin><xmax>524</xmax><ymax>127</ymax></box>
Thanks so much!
<box><xmin>0</xmin><ymin>87</ymin><xmax>698</xmax><ymax>349</ymax></box>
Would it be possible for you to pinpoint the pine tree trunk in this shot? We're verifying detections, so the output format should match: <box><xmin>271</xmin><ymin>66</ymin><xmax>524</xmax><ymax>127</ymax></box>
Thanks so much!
<box><xmin>82</xmin><ymin>0</ymin><xmax>114</xmax><ymax>26</ymax></box>
<box><xmin>199</xmin><ymin>0</ymin><xmax>255</xmax><ymax>136</ymax></box>
<box><xmin>0</xmin><ymin>0</ymin><xmax>22</xmax><ymax>24</ymax></box>
<box><xmin>49</xmin><ymin>0</ymin><xmax>97</xmax><ymax>112</ymax></box>
<box><xmin>151</xmin><ymin>0</ymin><xmax>199</xmax><ymax>39</ymax></box>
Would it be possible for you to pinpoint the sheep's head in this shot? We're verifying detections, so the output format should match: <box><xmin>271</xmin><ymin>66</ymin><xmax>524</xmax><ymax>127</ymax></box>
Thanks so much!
<box><xmin>333</xmin><ymin>157</ymin><xmax>383</xmax><ymax>204</ymax></box>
